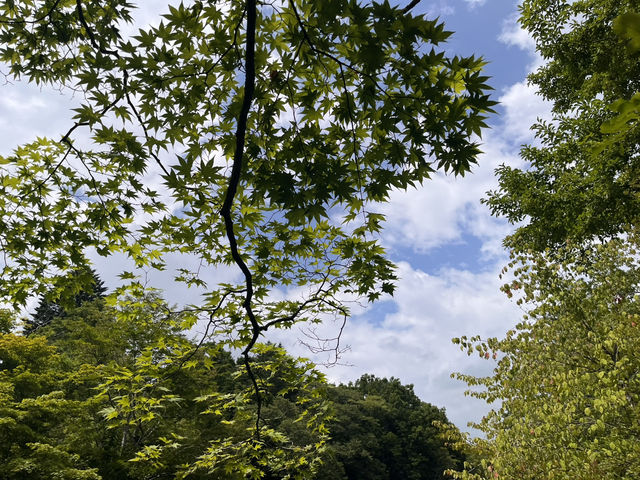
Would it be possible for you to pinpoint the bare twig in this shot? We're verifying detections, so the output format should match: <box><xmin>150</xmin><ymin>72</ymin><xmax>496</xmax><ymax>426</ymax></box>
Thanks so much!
<box><xmin>167</xmin><ymin>288</ymin><xmax>244</xmax><ymax>375</ymax></box>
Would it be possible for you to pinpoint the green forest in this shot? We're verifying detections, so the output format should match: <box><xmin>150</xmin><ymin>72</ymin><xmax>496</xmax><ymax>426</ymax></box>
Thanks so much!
<box><xmin>1</xmin><ymin>0</ymin><xmax>640</xmax><ymax>478</ymax></box>
<box><xmin>2</xmin><ymin>276</ymin><xmax>462</xmax><ymax>479</ymax></box>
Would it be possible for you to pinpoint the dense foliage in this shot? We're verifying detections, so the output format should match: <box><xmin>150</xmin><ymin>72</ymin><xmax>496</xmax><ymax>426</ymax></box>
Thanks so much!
<box><xmin>318</xmin><ymin>375</ymin><xmax>462</xmax><ymax>479</ymax></box>
<box><xmin>485</xmin><ymin>0</ymin><xmax>640</xmax><ymax>253</ymax></box>
<box><xmin>1</xmin><ymin>296</ymin><xmax>329</xmax><ymax>479</ymax></box>
<box><xmin>454</xmin><ymin>236</ymin><xmax>640</xmax><ymax>479</ymax></box>
<box><xmin>1</xmin><ymin>296</ymin><xmax>460</xmax><ymax>479</ymax></box>
<box><xmin>23</xmin><ymin>268</ymin><xmax>107</xmax><ymax>335</ymax></box>
<box><xmin>452</xmin><ymin>4</ymin><xmax>640</xmax><ymax>480</ymax></box>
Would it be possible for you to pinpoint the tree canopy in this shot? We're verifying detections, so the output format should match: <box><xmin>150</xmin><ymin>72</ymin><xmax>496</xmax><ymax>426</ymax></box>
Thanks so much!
<box><xmin>1</xmin><ymin>291</ymin><xmax>462</xmax><ymax>479</ymax></box>
<box><xmin>2</xmin><ymin>293</ymin><xmax>331</xmax><ymax>479</ymax></box>
<box><xmin>0</xmin><ymin>0</ymin><xmax>493</xmax><ymax>307</ymax></box>
<box><xmin>318</xmin><ymin>375</ymin><xmax>462</xmax><ymax>480</ymax></box>
<box><xmin>485</xmin><ymin>0</ymin><xmax>640</xmax><ymax>253</ymax></box>
<box><xmin>453</xmin><ymin>234</ymin><xmax>640</xmax><ymax>480</ymax></box>
<box><xmin>451</xmin><ymin>4</ymin><xmax>640</xmax><ymax>480</ymax></box>
<box><xmin>0</xmin><ymin>0</ymin><xmax>495</xmax><ymax>467</ymax></box>
<box><xmin>24</xmin><ymin>267</ymin><xmax>107</xmax><ymax>335</ymax></box>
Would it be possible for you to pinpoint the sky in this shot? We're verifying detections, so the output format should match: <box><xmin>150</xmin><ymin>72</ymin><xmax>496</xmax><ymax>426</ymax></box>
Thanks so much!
<box><xmin>266</xmin><ymin>0</ymin><xmax>554</xmax><ymax>431</ymax></box>
<box><xmin>0</xmin><ymin>0</ymin><xmax>553</xmax><ymax>432</ymax></box>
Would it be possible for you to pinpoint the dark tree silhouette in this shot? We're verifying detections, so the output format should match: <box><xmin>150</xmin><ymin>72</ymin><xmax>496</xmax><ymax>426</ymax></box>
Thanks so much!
<box><xmin>24</xmin><ymin>268</ymin><xmax>107</xmax><ymax>335</ymax></box>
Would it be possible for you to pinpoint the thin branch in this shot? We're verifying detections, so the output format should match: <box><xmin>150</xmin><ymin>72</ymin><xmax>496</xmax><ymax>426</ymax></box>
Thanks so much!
<box><xmin>260</xmin><ymin>275</ymin><xmax>332</xmax><ymax>331</ymax></box>
<box><xmin>122</xmin><ymin>72</ymin><xmax>171</xmax><ymax>178</ymax></box>
<box><xmin>402</xmin><ymin>0</ymin><xmax>422</xmax><ymax>14</ymax></box>
<box><xmin>76</xmin><ymin>2</ymin><xmax>186</xmax><ymax>188</ymax></box>
<box><xmin>166</xmin><ymin>288</ymin><xmax>244</xmax><ymax>376</ymax></box>
<box><xmin>75</xmin><ymin>0</ymin><xmax>119</xmax><ymax>57</ymax></box>
<box><xmin>288</xmin><ymin>0</ymin><xmax>391</xmax><ymax>101</ymax></box>
<box><xmin>299</xmin><ymin>298</ymin><xmax>350</xmax><ymax>366</ymax></box>
<box><xmin>337</xmin><ymin>61</ymin><xmax>367</xmax><ymax>226</ymax></box>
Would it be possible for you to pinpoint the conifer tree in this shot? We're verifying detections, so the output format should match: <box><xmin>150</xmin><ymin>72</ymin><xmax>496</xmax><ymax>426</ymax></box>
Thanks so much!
<box><xmin>24</xmin><ymin>268</ymin><xmax>107</xmax><ymax>335</ymax></box>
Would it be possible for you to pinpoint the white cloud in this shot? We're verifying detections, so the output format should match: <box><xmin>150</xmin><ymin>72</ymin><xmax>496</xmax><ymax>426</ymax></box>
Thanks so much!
<box><xmin>265</xmin><ymin>261</ymin><xmax>522</xmax><ymax>431</ymax></box>
<box><xmin>495</xmin><ymin>11</ymin><xmax>554</xmax><ymax>146</ymax></box>
<box><xmin>372</xmin><ymin>125</ymin><xmax>525</xmax><ymax>261</ymax></box>
<box><xmin>0</xmin><ymin>82</ymin><xmax>78</xmax><ymax>156</ymax></box>
<box><xmin>498</xmin><ymin>81</ymin><xmax>552</xmax><ymax>144</ymax></box>
<box><xmin>425</xmin><ymin>1</ymin><xmax>456</xmax><ymax>16</ymax></box>
<box><xmin>499</xmin><ymin>15</ymin><xmax>535</xmax><ymax>52</ymax></box>
<box><xmin>498</xmin><ymin>10</ymin><xmax>545</xmax><ymax>72</ymax></box>
<box><xmin>463</xmin><ymin>0</ymin><xmax>487</xmax><ymax>7</ymax></box>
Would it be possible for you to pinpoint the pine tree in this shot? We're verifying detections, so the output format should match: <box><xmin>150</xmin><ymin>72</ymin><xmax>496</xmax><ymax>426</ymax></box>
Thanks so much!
<box><xmin>24</xmin><ymin>268</ymin><xmax>107</xmax><ymax>335</ymax></box>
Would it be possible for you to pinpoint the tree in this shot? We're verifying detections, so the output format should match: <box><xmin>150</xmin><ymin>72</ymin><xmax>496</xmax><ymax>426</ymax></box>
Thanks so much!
<box><xmin>485</xmin><ymin>0</ymin><xmax>640</xmax><ymax>253</ymax></box>
<box><xmin>316</xmin><ymin>375</ymin><xmax>462</xmax><ymax>480</ymax></box>
<box><xmin>24</xmin><ymin>268</ymin><xmax>107</xmax><ymax>336</ymax></box>
<box><xmin>0</xmin><ymin>329</ymin><xmax>103</xmax><ymax>479</ymax></box>
<box><xmin>455</xmin><ymin>4</ymin><xmax>640</xmax><ymax>478</ymax></box>
<box><xmin>453</xmin><ymin>235</ymin><xmax>640</xmax><ymax>479</ymax></box>
<box><xmin>0</xmin><ymin>0</ymin><xmax>494</xmax><ymax>468</ymax></box>
<box><xmin>1</xmin><ymin>292</ymin><xmax>329</xmax><ymax>479</ymax></box>
<box><xmin>598</xmin><ymin>13</ymin><xmax>640</xmax><ymax>143</ymax></box>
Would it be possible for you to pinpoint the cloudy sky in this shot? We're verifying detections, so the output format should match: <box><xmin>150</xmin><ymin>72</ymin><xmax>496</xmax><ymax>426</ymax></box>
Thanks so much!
<box><xmin>0</xmin><ymin>0</ymin><xmax>552</xmax><ymax>432</ymax></box>
<box><xmin>274</xmin><ymin>0</ymin><xmax>553</xmax><ymax>432</ymax></box>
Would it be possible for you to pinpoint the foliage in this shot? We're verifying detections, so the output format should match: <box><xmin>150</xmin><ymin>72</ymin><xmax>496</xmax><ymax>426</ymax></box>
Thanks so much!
<box><xmin>435</xmin><ymin>422</ymin><xmax>492</xmax><ymax>480</ymax></box>
<box><xmin>24</xmin><ymin>268</ymin><xmax>107</xmax><ymax>336</ymax></box>
<box><xmin>0</xmin><ymin>0</ymin><xmax>493</xmax><ymax>343</ymax></box>
<box><xmin>459</xmin><ymin>3</ymin><xmax>640</xmax><ymax>478</ymax></box>
<box><xmin>316</xmin><ymin>374</ymin><xmax>462</xmax><ymax>480</ymax></box>
<box><xmin>0</xmin><ymin>0</ymin><xmax>494</xmax><ymax>470</ymax></box>
<box><xmin>485</xmin><ymin>0</ymin><xmax>640</xmax><ymax>253</ymax></box>
<box><xmin>1</xmin><ymin>292</ymin><xmax>332</xmax><ymax>479</ymax></box>
<box><xmin>599</xmin><ymin>12</ymin><xmax>640</xmax><ymax>143</ymax></box>
<box><xmin>453</xmin><ymin>234</ymin><xmax>640</xmax><ymax>479</ymax></box>
<box><xmin>2</xmin><ymin>289</ymin><xmax>466</xmax><ymax>479</ymax></box>
<box><xmin>0</xmin><ymin>309</ymin><xmax>16</xmax><ymax>334</ymax></box>
<box><xmin>0</xmin><ymin>331</ymin><xmax>102</xmax><ymax>479</ymax></box>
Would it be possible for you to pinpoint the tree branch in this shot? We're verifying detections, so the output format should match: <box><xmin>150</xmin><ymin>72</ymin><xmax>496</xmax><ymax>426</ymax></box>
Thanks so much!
<box><xmin>218</xmin><ymin>0</ymin><xmax>262</xmax><ymax>440</ymax></box>
<box><xmin>402</xmin><ymin>0</ymin><xmax>422</xmax><ymax>14</ymax></box>
<box><xmin>75</xmin><ymin>0</ymin><xmax>119</xmax><ymax>57</ymax></box>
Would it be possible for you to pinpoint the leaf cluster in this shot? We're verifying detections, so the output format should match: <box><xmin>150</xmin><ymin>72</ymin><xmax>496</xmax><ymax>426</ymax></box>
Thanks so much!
<box><xmin>453</xmin><ymin>235</ymin><xmax>640</xmax><ymax>479</ymax></box>
<box><xmin>485</xmin><ymin>0</ymin><xmax>640</xmax><ymax>254</ymax></box>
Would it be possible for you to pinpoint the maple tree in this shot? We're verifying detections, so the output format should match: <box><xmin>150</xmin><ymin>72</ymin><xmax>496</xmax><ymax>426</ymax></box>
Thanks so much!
<box><xmin>0</xmin><ymin>0</ymin><xmax>494</xmax><ymax>474</ymax></box>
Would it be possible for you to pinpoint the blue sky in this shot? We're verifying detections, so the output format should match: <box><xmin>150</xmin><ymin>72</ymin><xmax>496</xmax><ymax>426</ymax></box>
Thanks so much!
<box><xmin>0</xmin><ymin>0</ymin><xmax>553</xmax><ymax>432</ymax></box>
<box><xmin>267</xmin><ymin>0</ymin><xmax>554</xmax><ymax>431</ymax></box>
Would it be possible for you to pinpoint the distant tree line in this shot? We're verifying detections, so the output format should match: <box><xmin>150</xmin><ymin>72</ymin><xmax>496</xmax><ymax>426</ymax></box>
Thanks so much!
<box><xmin>0</xmin><ymin>273</ymin><xmax>462</xmax><ymax>479</ymax></box>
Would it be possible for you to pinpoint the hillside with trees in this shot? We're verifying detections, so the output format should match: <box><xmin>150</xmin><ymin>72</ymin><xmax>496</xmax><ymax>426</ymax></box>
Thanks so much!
<box><xmin>1</xmin><ymin>289</ymin><xmax>462</xmax><ymax>479</ymax></box>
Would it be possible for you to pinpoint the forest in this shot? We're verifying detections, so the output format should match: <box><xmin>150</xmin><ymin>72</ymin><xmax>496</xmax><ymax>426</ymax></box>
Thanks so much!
<box><xmin>2</xmin><ymin>276</ymin><xmax>462</xmax><ymax>478</ymax></box>
<box><xmin>0</xmin><ymin>0</ymin><xmax>639</xmax><ymax>479</ymax></box>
